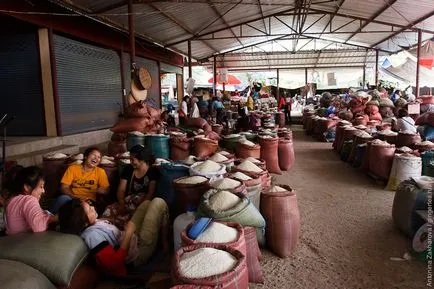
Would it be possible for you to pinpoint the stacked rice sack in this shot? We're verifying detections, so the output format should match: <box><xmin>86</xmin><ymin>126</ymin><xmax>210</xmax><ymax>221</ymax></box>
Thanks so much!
<box><xmin>415</xmin><ymin>111</ymin><xmax>434</xmax><ymax>141</ymax></box>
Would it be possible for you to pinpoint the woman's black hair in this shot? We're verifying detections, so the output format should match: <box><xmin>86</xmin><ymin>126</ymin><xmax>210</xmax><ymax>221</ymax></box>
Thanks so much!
<box><xmin>58</xmin><ymin>198</ymin><xmax>89</xmax><ymax>235</ymax></box>
<box><xmin>129</xmin><ymin>145</ymin><xmax>155</xmax><ymax>165</ymax></box>
<box><xmin>83</xmin><ymin>147</ymin><xmax>101</xmax><ymax>159</ymax></box>
<box><xmin>9</xmin><ymin>166</ymin><xmax>44</xmax><ymax>197</ymax></box>
<box><xmin>398</xmin><ymin>108</ymin><xmax>409</xmax><ymax>118</ymax></box>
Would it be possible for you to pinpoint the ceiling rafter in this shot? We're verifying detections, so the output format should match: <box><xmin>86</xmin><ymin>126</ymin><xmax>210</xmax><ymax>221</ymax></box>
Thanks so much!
<box><xmin>195</xmin><ymin>0</ymin><xmax>243</xmax><ymax>36</ymax></box>
<box><xmin>93</xmin><ymin>1</ymin><xmax>128</xmax><ymax>14</ymax></box>
<box><xmin>306</xmin><ymin>8</ymin><xmax>434</xmax><ymax>34</ymax></box>
<box><xmin>221</xmin><ymin>55</ymin><xmax>371</xmax><ymax>62</ymax></box>
<box><xmin>344</xmin><ymin>0</ymin><xmax>398</xmax><ymax>44</ymax></box>
<box><xmin>318</xmin><ymin>0</ymin><xmax>346</xmax><ymax>39</ymax></box>
<box><xmin>148</xmin><ymin>3</ymin><xmax>220</xmax><ymax>53</ymax></box>
<box><xmin>370</xmin><ymin>10</ymin><xmax>434</xmax><ymax>48</ymax></box>
<box><xmin>204</xmin><ymin>0</ymin><xmax>243</xmax><ymax>47</ymax></box>
<box><xmin>257</xmin><ymin>0</ymin><xmax>268</xmax><ymax>33</ymax></box>
<box><xmin>164</xmin><ymin>6</ymin><xmax>296</xmax><ymax>46</ymax></box>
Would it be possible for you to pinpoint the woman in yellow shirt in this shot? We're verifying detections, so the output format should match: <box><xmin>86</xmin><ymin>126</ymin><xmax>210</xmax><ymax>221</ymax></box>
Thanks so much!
<box><xmin>50</xmin><ymin>147</ymin><xmax>109</xmax><ymax>214</ymax></box>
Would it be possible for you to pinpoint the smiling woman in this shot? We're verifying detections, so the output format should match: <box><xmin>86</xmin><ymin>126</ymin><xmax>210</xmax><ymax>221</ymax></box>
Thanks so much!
<box><xmin>4</xmin><ymin>166</ymin><xmax>58</xmax><ymax>235</ymax></box>
<box><xmin>50</xmin><ymin>147</ymin><xmax>110</xmax><ymax>214</ymax></box>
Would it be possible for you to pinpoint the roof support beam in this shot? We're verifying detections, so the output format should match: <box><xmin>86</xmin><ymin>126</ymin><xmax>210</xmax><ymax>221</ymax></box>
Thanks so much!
<box><xmin>93</xmin><ymin>1</ymin><xmax>128</xmax><ymax>14</ymax></box>
<box><xmin>205</xmin><ymin>0</ymin><xmax>244</xmax><ymax>46</ymax></box>
<box><xmin>306</xmin><ymin>8</ymin><xmax>434</xmax><ymax>34</ymax></box>
<box><xmin>370</xmin><ymin>10</ymin><xmax>434</xmax><ymax>48</ymax></box>
<box><xmin>164</xmin><ymin>6</ymin><xmax>296</xmax><ymax>46</ymax></box>
<box><xmin>318</xmin><ymin>0</ymin><xmax>346</xmax><ymax>39</ymax></box>
<box><xmin>148</xmin><ymin>3</ymin><xmax>220</xmax><ymax>53</ymax></box>
<box><xmin>344</xmin><ymin>0</ymin><xmax>398</xmax><ymax>43</ymax></box>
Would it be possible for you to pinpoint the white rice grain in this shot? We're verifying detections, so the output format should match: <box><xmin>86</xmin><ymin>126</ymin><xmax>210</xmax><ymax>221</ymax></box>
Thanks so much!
<box><xmin>269</xmin><ymin>185</ymin><xmax>287</xmax><ymax>192</ymax></box>
<box><xmin>179</xmin><ymin>248</ymin><xmax>237</xmax><ymax>279</ymax></box>
<box><xmin>210</xmin><ymin>178</ymin><xmax>241</xmax><ymax>190</ymax></box>
<box><xmin>237</xmin><ymin>160</ymin><xmax>263</xmax><ymax>173</ymax></box>
<box><xmin>209</xmin><ymin>190</ymin><xmax>241</xmax><ymax>211</ymax></box>
<box><xmin>193</xmin><ymin>160</ymin><xmax>222</xmax><ymax>173</ymax></box>
<box><xmin>176</xmin><ymin>176</ymin><xmax>208</xmax><ymax>184</ymax></box>
<box><xmin>231</xmin><ymin>172</ymin><xmax>252</xmax><ymax>181</ymax></box>
<box><xmin>209</xmin><ymin>153</ymin><xmax>229</xmax><ymax>162</ymax></box>
<box><xmin>196</xmin><ymin>222</ymin><xmax>238</xmax><ymax>243</ymax></box>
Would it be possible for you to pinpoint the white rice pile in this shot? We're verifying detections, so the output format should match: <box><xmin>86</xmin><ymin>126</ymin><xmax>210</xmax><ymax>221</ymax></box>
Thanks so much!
<box><xmin>371</xmin><ymin>139</ymin><xmax>391</xmax><ymax>146</ymax></box>
<box><xmin>224</xmin><ymin>134</ymin><xmax>240</xmax><ymax>138</ymax></box>
<box><xmin>231</xmin><ymin>172</ymin><xmax>252</xmax><ymax>181</ymax></box>
<box><xmin>45</xmin><ymin>153</ymin><xmax>68</xmax><ymax>159</ymax></box>
<box><xmin>120</xmin><ymin>159</ymin><xmax>131</xmax><ymax>164</ymax></box>
<box><xmin>71</xmin><ymin>160</ymin><xmax>83</xmax><ymax>165</ymax></box>
<box><xmin>170</xmin><ymin>132</ymin><xmax>184</xmax><ymax>136</ymax></box>
<box><xmin>397</xmin><ymin>146</ymin><xmax>413</xmax><ymax>152</ymax></box>
<box><xmin>211</xmin><ymin>178</ymin><xmax>241</xmax><ymax>190</ymax></box>
<box><xmin>209</xmin><ymin>191</ymin><xmax>241</xmax><ymax>211</ymax></box>
<box><xmin>179</xmin><ymin>248</ymin><xmax>237</xmax><ymax>279</ymax></box>
<box><xmin>241</xmin><ymin>139</ymin><xmax>256</xmax><ymax>147</ymax></box>
<box><xmin>237</xmin><ymin>160</ymin><xmax>263</xmax><ymax>173</ymax></box>
<box><xmin>176</xmin><ymin>176</ymin><xmax>208</xmax><ymax>184</ymax></box>
<box><xmin>72</xmin><ymin>153</ymin><xmax>84</xmax><ymax>160</ymax></box>
<box><xmin>340</xmin><ymin>120</ymin><xmax>351</xmax><ymax>125</ymax></box>
<box><xmin>354</xmin><ymin>125</ymin><xmax>367</xmax><ymax>130</ymax></box>
<box><xmin>355</xmin><ymin>131</ymin><xmax>372</xmax><ymax>138</ymax></box>
<box><xmin>102</xmin><ymin>156</ymin><xmax>115</xmax><ymax>161</ymax></box>
<box><xmin>209</xmin><ymin>153</ymin><xmax>229</xmax><ymax>162</ymax></box>
<box><xmin>194</xmin><ymin>135</ymin><xmax>206</xmax><ymax>139</ymax></box>
<box><xmin>419</xmin><ymin>141</ymin><xmax>434</xmax><ymax>146</ymax></box>
<box><xmin>100</xmin><ymin>159</ymin><xmax>115</xmax><ymax>165</ymax></box>
<box><xmin>183</xmin><ymin>155</ymin><xmax>197</xmax><ymax>165</ymax></box>
<box><xmin>245</xmin><ymin>157</ymin><xmax>261</xmax><ymax>164</ymax></box>
<box><xmin>130</xmin><ymin>131</ymin><xmax>145</xmax><ymax>136</ymax></box>
<box><xmin>260</xmin><ymin>135</ymin><xmax>273</xmax><ymax>139</ymax></box>
<box><xmin>196</xmin><ymin>222</ymin><xmax>238</xmax><ymax>243</ymax></box>
<box><xmin>378</xmin><ymin>129</ymin><xmax>397</xmax><ymax>136</ymax></box>
<box><xmin>269</xmin><ymin>185</ymin><xmax>287</xmax><ymax>192</ymax></box>
<box><xmin>400</xmin><ymin>130</ymin><xmax>416</xmax><ymax>135</ymax></box>
<box><xmin>155</xmin><ymin>158</ymin><xmax>170</xmax><ymax>165</ymax></box>
<box><xmin>219</xmin><ymin>151</ymin><xmax>232</xmax><ymax>156</ymax></box>
<box><xmin>344</xmin><ymin>127</ymin><xmax>357</xmax><ymax>131</ymax></box>
<box><xmin>193</xmin><ymin>160</ymin><xmax>222</xmax><ymax>173</ymax></box>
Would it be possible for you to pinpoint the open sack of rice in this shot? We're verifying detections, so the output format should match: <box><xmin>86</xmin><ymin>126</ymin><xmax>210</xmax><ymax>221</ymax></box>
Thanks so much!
<box><xmin>387</xmin><ymin>153</ymin><xmax>422</xmax><ymax>191</ymax></box>
<box><xmin>260</xmin><ymin>185</ymin><xmax>300</xmax><ymax>258</ymax></box>
<box><xmin>415</xmin><ymin>140</ymin><xmax>434</xmax><ymax>152</ymax></box>
<box><xmin>197</xmin><ymin>189</ymin><xmax>266</xmax><ymax>246</ymax></box>
<box><xmin>209</xmin><ymin>178</ymin><xmax>245</xmax><ymax>194</ymax></box>
<box><xmin>232</xmin><ymin>160</ymin><xmax>270</xmax><ymax>191</ymax></box>
<box><xmin>173</xmin><ymin>176</ymin><xmax>210</xmax><ymax>216</ymax></box>
<box><xmin>226</xmin><ymin>172</ymin><xmax>262</xmax><ymax>210</ymax></box>
<box><xmin>369</xmin><ymin>140</ymin><xmax>396</xmax><ymax>180</ymax></box>
<box><xmin>189</xmin><ymin>160</ymin><xmax>227</xmax><ymax>180</ymax></box>
<box><xmin>278</xmin><ymin>137</ymin><xmax>295</xmax><ymax>171</ymax></box>
<box><xmin>193</xmin><ymin>137</ymin><xmax>218</xmax><ymax>158</ymax></box>
<box><xmin>235</xmin><ymin>139</ymin><xmax>261</xmax><ymax>159</ymax></box>
<box><xmin>397</xmin><ymin>131</ymin><xmax>422</xmax><ymax>149</ymax></box>
<box><xmin>180</xmin><ymin>221</ymin><xmax>261</xmax><ymax>282</ymax></box>
<box><xmin>172</xmin><ymin>245</ymin><xmax>248</xmax><ymax>288</ymax></box>
<box><xmin>209</xmin><ymin>152</ymin><xmax>235</xmax><ymax>171</ymax></box>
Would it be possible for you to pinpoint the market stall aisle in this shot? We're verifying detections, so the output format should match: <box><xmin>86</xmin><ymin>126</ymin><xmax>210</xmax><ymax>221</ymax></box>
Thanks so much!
<box><xmin>252</xmin><ymin>125</ymin><xmax>426</xmax><ymax>289</ymax></box>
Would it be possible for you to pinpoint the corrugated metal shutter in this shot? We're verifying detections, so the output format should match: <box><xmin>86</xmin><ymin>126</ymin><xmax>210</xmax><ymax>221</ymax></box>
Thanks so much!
<box><xmin>122</xmin><ymin>52</ymin><xmax>131</xmax><ymax>92</ymax></box>
<box><xmin>0</xmin><ymin>33</ymin><xmax>44</xmax><ymax>136</ymax></box>
<box><xmin>136</xmin><ymin>56</ymin><xmax>161</xmax><ymax>109</ymax></box>
<box><xmin>160</xmin><ymin>62</ymin><xmax>182</xmax><ymax>74</ymax></box>
<box><xmin>54</xmin><ymin>35</ymin><xmax>122</xmax><ymax>135</ymax></box>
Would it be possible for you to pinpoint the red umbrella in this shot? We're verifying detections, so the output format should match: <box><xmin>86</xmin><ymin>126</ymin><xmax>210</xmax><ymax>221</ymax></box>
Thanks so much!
<box><xmin>208</xmin><ymin>74</ymin><xmax>241</xmax><ymax>85</ymax></box>
<box><xmin>419</xmin><ymin>39</ymin><xmax>434</xmax><ymax>69</ymax></box>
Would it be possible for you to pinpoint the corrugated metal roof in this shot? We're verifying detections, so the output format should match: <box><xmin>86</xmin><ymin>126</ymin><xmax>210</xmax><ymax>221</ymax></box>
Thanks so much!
<box><xmin>52</xmin><ymin>0</ymin><xmax>434</xmax><ymax>69</ymax></box>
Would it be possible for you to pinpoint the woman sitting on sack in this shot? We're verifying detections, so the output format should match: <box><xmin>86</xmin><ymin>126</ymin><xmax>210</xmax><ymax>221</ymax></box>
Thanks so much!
<box><xmin>4</xmin><ymin>166</ymin><xmax>57</xmax><ymax>235</ymax></box>
<box><xmin>393</xmin><ymin>108</ymin><xmax>417</xmax><ymax>134</ymax></box>
<box><xmin>102</xmin><ymin>145</ymin><xmax>159</xmax><ymax>229</ymax></box>
<box><xmin>58</xmin><ymin>196</ymin><xmax>169</xmax><ymax>277</ymax></box>
<box><xmin>50</xmin><ymin>147</ymin><xmax>109</xmax><ymax>214</ymax></box>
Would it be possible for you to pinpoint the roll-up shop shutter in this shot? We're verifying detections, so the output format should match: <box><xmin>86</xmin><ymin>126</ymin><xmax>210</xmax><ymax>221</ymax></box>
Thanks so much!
<box><xmin>54</xmin><ymin>35</ymin><xmax>122</xmax><ymax>135</ymax></box>
<box><xmin>0</xmin><ymin>32</ymin><xmax>44</xmax><ymax>136</ymax></box>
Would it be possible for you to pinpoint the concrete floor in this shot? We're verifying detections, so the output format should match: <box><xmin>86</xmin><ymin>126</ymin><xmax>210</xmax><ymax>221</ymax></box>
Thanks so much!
<box><xmin>251</xmin><ymin>125</ymin><xmax>426</xmax><ymax>289</ymax></box>
<box><xmin>97</xmin><ymin>125</ymin><xmax>426</xmax><ymax>289</ymax></box>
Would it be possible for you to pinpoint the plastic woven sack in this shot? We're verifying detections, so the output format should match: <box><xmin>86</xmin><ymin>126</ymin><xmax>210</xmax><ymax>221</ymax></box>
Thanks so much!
<box><xmin>258</xmin><ymin>136</ymin><xmax>281</xmax><ymax>174</ymax></box>
<box><xmin>260</xmin><ymin>185</ymin><xmax>300</xmax><ymax>258</ymax></box>
<box><xmin>197</xmin><ymin>190</ymin><xmax>266</xmax><ymax>246</ymax></box>
<box><xmin>278</xmin><ymin>138</ymin><xmax>295</xmax><ymax>171</ymax></box>
<box><xmin>386</xmin><ymin>154</ymin><xmax>422</xmax><ymax>191</ymax></box>
<box><xmin>172</xmin><ymin>244</ymin><xmax>248</xmax><ymax>289</ymax></box>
